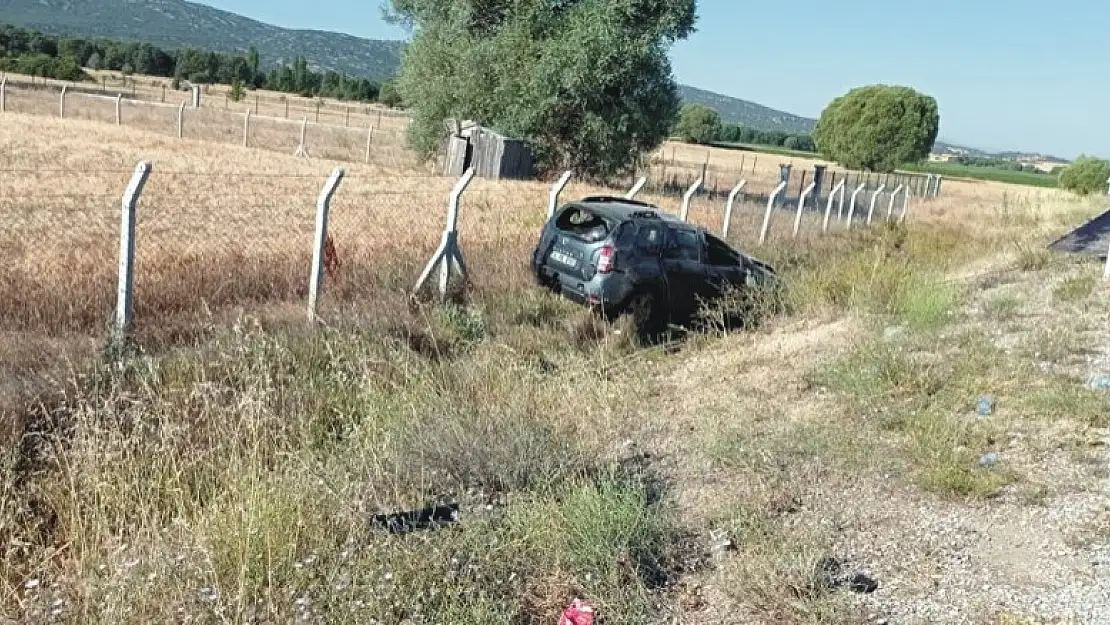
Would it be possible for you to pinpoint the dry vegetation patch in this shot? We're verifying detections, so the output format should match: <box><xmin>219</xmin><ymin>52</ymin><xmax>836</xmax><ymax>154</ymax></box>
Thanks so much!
<box><xmin>3</xmin><ymin>113</ymin><xmax>1110</xmax><ymax>624</ymax></box>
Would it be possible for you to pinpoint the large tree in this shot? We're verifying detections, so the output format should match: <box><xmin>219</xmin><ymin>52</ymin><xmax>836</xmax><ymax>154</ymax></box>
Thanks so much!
<box><xmin>813</xmin><ymin>85</ymin><xmax>939</xmax><ymax>172</ymax></box>
<box><xmin>386</xmin><ymin>0</ymin><xmax>697</xmax><ymax>179</ymax></box>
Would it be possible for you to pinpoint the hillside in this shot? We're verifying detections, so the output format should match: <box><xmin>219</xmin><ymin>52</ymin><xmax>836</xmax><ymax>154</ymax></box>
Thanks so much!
<box><xmin>0</xmin><ymin>0</ymin><xmax>404</xmax><ymax>78</ymax></box>
<box><xmin>2</xmin><ymin>0</ymin><xmax>828</xmax><ymax>135</ymax></box>
<box><xmin>678</xmin><ymin>85</ymin><xmax>815</xmax><ymax>134</ymax></box>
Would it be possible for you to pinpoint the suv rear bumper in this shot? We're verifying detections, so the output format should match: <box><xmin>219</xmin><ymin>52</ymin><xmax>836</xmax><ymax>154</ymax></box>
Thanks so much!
<box><xmin>533</xmin><ymin>262</ymin><xmax>633</xmax><ymax>313</ymax></box>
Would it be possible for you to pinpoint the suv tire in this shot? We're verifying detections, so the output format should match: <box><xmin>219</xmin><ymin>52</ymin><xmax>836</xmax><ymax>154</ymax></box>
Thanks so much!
<box><xmin>626</xmin><ymin>290</ymin><xmax>666</xmax><ymax>339</ymax></box>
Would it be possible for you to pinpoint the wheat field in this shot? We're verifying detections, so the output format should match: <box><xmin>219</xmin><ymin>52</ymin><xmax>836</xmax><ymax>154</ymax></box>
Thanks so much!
<box><xmin>3</xmin><ymin>69</ymin><xmax>412</xmax><ymax>132</ymax></box>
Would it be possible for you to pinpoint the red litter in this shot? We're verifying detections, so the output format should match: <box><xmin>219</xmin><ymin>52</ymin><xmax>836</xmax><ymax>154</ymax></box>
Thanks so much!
<box><xmin>558</xmin><ymin>598</ymin><xmax>596</xmax><ymax>625</ymax></box>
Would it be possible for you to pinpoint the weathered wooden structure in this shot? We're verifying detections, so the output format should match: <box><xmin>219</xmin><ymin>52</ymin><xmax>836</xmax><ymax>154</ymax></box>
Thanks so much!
<box><xmin>443</xmin><ymin>120</ymin><xmax>534</xmax><ymax>180</ymax></box>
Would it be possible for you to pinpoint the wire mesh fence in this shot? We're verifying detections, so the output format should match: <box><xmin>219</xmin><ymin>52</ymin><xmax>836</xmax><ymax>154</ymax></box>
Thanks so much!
<box><xmin>1</xmin><ymin>145</ymin><xmax>922</xmax><ymax>386</ymax></box>
<box><xmin>1</xmin><ymin>80</ymin><xmax>413</xmax><ymax>169</ymax></box>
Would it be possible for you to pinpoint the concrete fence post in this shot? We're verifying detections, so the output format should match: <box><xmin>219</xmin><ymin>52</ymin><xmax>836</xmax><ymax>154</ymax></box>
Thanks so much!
<box><xmin>625</xmin><ymin>176</ymin><xmax>647</xmax><ymax>200</ymax></box>
<box><xmin>177</xmin><ymin>102</ymin><xmax>186</xmax><ymax>138</ymax></box>
<box><xmin>899</xmin><ymin>188</ymin><xmax>912</xmax><ymax>224</ymax></box>
<box><xmin>836</xmin><ymin>180</ymin><xmax>847</xmax><ymax>223</ymax></box>
<box><xmin>59</xmin><ymin>85</ymin><xmax>67</xmax><ymax>118</ymax></box>
<box><xmin>866</xmin><ymin>184</ymin><xmax>887</xmax><ymax>225</ymax></box>
<box><xmin>823</xmin><ymin>179</ymin><xmax>846</xmax><ymax>233</ymax></box>
<box><xmin>548</xmin><ymin>170</ymin><xmax>573</xmax><ymax>219</ymax></box>
<box><xmin>793</xmin><ymin>182</ymin><xmax>816</xmax><ymax>238</ymax></box>
<box><xmin>681</xmin><ymin>177</ymin><xmax>703</xmax><ymax>222</ymax></box>
<box><xmin>886</xmin><ymin>184</ymin><xmax>905</xmax><ymax>220</ymax></box>
<box><xmin>760</xmin><ymin>181</ymin><xmax>788</xmax><ymax>245</ymax></box>
<box><xmin>723</xmin><ymin>180</ymin><xmax>747</xmax><ymax>240</ymax></box>
<box><xmin>365</xmin><ymin>127</ymin><xmax>373</xmax><ymax>164</ymax></box>
<box><xmin>115</xmin><ymin>161</ymin><xmax>153</xmax><ymax>339</ymax></box>
<box><xmin>846</xmin><ymin>183</ymin><xmax>866</xmax><ymax>231</ymax></box>
<box><xmin>294</xmin><ymin>117</ymin><xmax>309</xmax><ymax>158</ymax></box>
<box><xmin>243</xmin><ymin>108</ymin><xmax>252</xmax><ymax>148</ymax></box>
<box><xmin>0</xmin><ymin>77</ymin><xmax>6</xmax><ymax>113</ymax></box>
<box><xmin>414</xmin><ymin>168</ymin><xmax>476</xmax><ymax>297</ymax></box>
<box><xmin>115</xmin><ymin>94</ymin><xmax>123</xmax><ymax>126</ymax></box>
<box><xmin>307</xmin><ymin>168</ymin><xmax>346</xmax><ymax>322</ymax></box>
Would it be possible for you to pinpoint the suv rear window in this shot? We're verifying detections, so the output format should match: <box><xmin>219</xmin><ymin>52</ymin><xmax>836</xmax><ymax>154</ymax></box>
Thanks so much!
<box><xmin>555</xmin><ymin>207</ymin><xmax>611</xmax><ymax>243</ymax></box>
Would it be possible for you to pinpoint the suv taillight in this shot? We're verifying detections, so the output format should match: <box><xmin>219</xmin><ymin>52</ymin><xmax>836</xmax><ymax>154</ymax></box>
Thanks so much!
<box><xmin>597</xmin><ymin>245</ymin><xmax>615</xmax><ymax>274</ymax></box>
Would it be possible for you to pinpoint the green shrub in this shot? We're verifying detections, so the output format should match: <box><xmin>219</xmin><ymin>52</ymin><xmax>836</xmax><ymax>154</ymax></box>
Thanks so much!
<box><xmin>674</xmin><ymin>103</ymin><xmax>722</xmax><ymax>145</ymax></box>
<box><xmin>1058</xmin><ymin>155</ymin><xmax>1110</xmax><ymax>196</ymax></box>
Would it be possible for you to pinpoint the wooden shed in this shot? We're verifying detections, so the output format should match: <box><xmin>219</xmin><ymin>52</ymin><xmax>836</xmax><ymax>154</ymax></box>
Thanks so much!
<box><xmin>443</xmin><ymin>120</ymin><xmax>534</xmax><ymax>180</ymax></box>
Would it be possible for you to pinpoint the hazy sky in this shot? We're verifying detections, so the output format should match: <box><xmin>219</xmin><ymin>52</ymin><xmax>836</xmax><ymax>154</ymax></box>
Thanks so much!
<box><xmin>197</xmin><ymin>0</ymin><xmax>1106</xmax><ymax>159</ymax></box>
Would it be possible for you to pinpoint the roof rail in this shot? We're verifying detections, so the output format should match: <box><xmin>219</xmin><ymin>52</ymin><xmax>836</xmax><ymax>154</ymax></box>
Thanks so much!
<box><xmin>579</xmin><ymin>195</ymin><xmax>658</xmax><ymax>208</ymax></box>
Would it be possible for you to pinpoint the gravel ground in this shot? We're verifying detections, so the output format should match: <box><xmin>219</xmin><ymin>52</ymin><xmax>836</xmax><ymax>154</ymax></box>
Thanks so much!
<box><xmin>831</xmin><ymin>468</ymin><xmax>1110</xmax><ymax>625</ymax></box>
<box><xmin>836</xmin><ymin>274</ymin><xmax>1110</xmax><ymax>625</ymax></box>
<box><xmin>653</xmin><ymin>266</ymin><xmax>1110</xmax><ymax>625</ymax></box>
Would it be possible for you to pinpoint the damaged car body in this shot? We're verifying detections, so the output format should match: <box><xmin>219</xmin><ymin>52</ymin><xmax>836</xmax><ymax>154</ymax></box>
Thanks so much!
<box><xmin>530</xmin><ymin>195</ymin><xmax>779</xmax><ymax>335</ymax></box>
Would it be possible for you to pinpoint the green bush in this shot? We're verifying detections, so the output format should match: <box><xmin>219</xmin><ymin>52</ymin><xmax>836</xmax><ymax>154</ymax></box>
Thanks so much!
<box><xmin>228</xmin><ymin>79</ymin><xmax>246</xmax><ymax>102</ymax></box>
<box><xmin>378</xmin><ymin>78</ymin><xmax>402</xmax><ymax>108</ymax></box>
<box><xmin>813</xmin><ymin>84</ymin><xmax>939</xmax><ymax>172</ymax></box>
<box><xmin>1058</xmin><ymin>155</ymin><xmax>1110</xmax><ymax>196</ymax></box>
<box><xmin>674</xmin><ymin>103</ymin><xmax>721</xmax><ymax>145</ymax></box>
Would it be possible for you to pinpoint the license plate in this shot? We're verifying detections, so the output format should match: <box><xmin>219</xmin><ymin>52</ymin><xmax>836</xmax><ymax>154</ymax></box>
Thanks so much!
<box><xmin>550</xmin><ymin>250</ymin><xmax>578</xmax><ymax>268</ymax></box>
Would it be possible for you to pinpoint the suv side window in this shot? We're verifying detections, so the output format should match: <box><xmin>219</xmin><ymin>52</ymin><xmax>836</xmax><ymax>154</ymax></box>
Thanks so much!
<box><xmin>635</xmin><ymin>225</ymin><xmax>663</xmax><ymax>255</ymax></box>
<box><xmin>663</xmin><ymin>228</ymin><xmax>701</xmax><ymax>262</ymax></box>
<box><xmin>614</xmin><ymin>222</ymin><xmax>638</xmax><ymax>250</ymax></box>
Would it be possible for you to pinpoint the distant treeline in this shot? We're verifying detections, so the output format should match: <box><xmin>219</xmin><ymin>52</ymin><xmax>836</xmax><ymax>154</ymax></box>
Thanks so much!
<box><xmin>0</xmin><ymin>23</ymin><xmax>397</xmax><ymax>104</ymax></box>
<box><xmin>714</xmin><ymin>121</ymin><xmax>1057</xmax><ymax>177</ymax></box>
<box><xmin>715</xmin><ymin>123</ymin><xmax>817</xmax><ymax>152</ymax></box>
<box><xmin>945</xmin><ymin>155</ymin><xmax>1053</xmax><ymax>174</ymax></box>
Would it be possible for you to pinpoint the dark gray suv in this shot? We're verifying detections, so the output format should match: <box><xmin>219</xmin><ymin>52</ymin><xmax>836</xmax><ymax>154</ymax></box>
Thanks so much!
<box><xmin>530</xmin><ymin>195</ymin><xmax>777</xmax><ymax>334</ymax></box>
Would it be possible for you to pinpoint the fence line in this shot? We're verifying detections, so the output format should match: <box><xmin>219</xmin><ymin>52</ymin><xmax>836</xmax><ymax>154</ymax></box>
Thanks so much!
<box><xmin>5</xmin><ymin>147</ymin><xmax>953</xmax><ymax>359</ymax></box>
<box><xmin>2</xmin><ymin>81</ymin><xmax>411</xmax><ymax>168</ymax></box>
<box><xmin>0</xmin><ymin>74</ymin><xmax>411</xmax><ymax>125</ymax></box>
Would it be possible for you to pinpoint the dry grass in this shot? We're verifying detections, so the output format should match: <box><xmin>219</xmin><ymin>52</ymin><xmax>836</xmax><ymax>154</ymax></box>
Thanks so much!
<box><xmin>4</xmin><ymin>69</ymin><xmax>411</xmax><ymax>132</ymax></box>
<box><xmin>3</xmin><ymin>106</ymin><xmax>1109</xmax><ymax>624</ymax></box>
<box><xmin>2</xmin><ymin>84</ymin><xmax>413</xmax><ymax>168</ymax></box>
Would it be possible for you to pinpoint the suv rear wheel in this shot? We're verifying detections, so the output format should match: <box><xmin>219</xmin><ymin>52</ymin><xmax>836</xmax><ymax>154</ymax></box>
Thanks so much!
<box><xmin>625</xmin><ymin>290</ymin><xmax>666</xmax><ymax>339</ymax></box>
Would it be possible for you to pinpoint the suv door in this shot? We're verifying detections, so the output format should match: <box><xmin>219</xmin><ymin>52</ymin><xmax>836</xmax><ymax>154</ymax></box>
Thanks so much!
<box><xmin>661</xmin><ymin>225</ymin><xmax>708</xmax><ymax>321</ymax></box>
<box><xmin>702</xmin><ymin>233</ymin><xmax>748</xmax><ymax>295</ymax></box>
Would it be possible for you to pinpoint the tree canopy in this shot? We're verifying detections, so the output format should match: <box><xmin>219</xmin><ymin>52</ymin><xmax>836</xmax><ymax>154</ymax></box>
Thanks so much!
<box><xmin>388</xmin><ymin>0</ymin><xmax>697</xmax><ymax>179</ymax></box>
<box><xmin>673</xmin><ymin>104</ymin><xmax>721</xmax><ymax>145</ymax></box>
<box><xmin>1058</xmin><ymin>155</ymin><xmax>1110</xmax><ymax>196</ymax></box>
<box><xmin>813</xmin><ymin>85</ymin><xmax>939</xmax><ymax>172</ymax></box>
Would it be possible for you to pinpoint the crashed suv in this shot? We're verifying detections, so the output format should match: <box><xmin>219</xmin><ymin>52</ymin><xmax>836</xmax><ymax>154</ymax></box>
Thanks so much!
<box><xmin>530</xmin><ymin>195</ymin><xmax>778</xmax><ymax>335</ymax></box>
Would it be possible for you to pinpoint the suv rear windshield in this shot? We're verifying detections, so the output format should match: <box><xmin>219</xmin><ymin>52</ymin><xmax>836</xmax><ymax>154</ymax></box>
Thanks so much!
<box><xmin>555</xmin><ymin>207</ymin><xmax>612</xmax><ymax>243</ymax></box>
